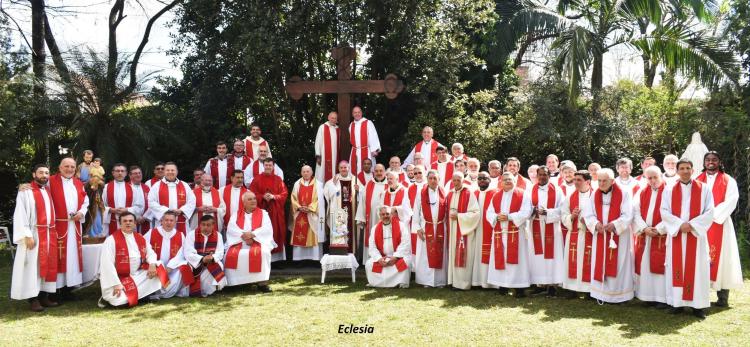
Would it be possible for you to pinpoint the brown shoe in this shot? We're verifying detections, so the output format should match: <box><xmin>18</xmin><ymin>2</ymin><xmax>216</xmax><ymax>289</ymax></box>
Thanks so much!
<box><xmin>39</xmin><ymin>295</ymin><xmax>59</xmax><ymax>308</ymax></box>
<box><xmin>29</xmin><ymin>299</ymin><xmax>45</xmax><ymax>312</ymax></box>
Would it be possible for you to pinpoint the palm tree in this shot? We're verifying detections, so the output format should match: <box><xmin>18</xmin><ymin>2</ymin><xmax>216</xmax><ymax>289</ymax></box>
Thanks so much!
<box><xmin>494</xmin><ymin>0</ymin><xmax>739</xmax><ymax>107</ymax></box>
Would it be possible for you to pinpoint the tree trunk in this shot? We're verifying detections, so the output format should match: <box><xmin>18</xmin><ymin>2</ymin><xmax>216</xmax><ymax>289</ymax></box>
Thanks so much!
<box><xmin>591</xmin><ymin>50</ymin><xmax>603</xmax><ymax>116</ymax></box>
<box><xmin>31</xmin><ymin>0</ymin><xmax>48</xmax><ymax>163</ymax></box>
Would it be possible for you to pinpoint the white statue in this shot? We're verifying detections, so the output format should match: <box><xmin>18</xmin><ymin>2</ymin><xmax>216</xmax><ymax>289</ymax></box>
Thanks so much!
<box><xmin>682</xmin><ymin>132</ymin><xmax>709</xmax><ymax>176</ymax></box>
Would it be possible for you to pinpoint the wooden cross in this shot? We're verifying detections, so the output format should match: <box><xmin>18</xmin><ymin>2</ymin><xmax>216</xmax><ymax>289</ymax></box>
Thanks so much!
<box><xmin>285</xmin><ymin>46</ymin><xmax>405</xmax><ymax>157</ymax></box>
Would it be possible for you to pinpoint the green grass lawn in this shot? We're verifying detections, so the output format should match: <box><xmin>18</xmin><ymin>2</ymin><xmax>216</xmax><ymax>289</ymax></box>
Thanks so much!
<box><xmin>0</xmin><ymin>258</ymin><xmax>748</xmax><ymax>346</ymax></box>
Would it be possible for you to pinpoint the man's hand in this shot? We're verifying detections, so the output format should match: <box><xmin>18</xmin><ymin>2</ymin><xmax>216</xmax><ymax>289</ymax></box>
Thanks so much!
<box><xmin>604</xmin><ymin>223</ymin><xmax>616</xmax><ymax>233</ymax></box>
<box><xmin>538</xmin><ymin>207</ymin><xmax>547</xmax><ymax>216</ymax></box>
<box><xmin>357</xmin><ymin>221</ymin><xmax>365</xmax><ymax>229</ymax></box>
<box><xmin>679</xmin><ymin>222</ymin><xmax>692</xmax><ymax>234</ymax></box>
<box><xmin>112</xmin><ymin>284</ymin><xmax>124</xmax><ymax>297</ymax></box>
<box><xmin>417</xmin><ymin>229</ymin><xmax>426</xmax><ymax>241</ymax></box>
<box><xmin>530</xmin><ymin>207</ymin><xmax>538</xmax><ymax>219</ymax></box>
<box><xmin>263</xmin><ymin>193</ymin><xmax>274</xmax><ymax>201</ymax></box>
<box><xmin>18</xmin><ymin>183</ymin><xmax>32</xmax><ymax>191</ymax></box>
<box><xmin>595</xmin><ymin>223</ymin><xmax>604</xmax><ymax>234</ymax></box>
<box><xmin>385</xmin><ymin>257</ymin><xmax>397</xmax><ymax>266</ymax></box>
<box><xmin>497</xmin><ymin>213</ymin><xmax>508</xmax><ymax>222</ymax></box>
<box><xmin>643</xmin><ymin>227</ymin><xmax>657</xmax><ymax>237</ymax></box>
<box><xmin>113</xmin><ymin>207</ymin><xmax>127</xmax><ymax>215</ymax></box>
<box><xmin>298</xmin><ymin>206</ymin><xmax>309</xmax><ymax>213</ymax></box>
<box><xmin>316</xmin><ymin>156</ymin><xmax>321</xmax><ymax>166</ymax></box>
<box><xmin>71</xmin><ymin>212</ymin><xmax>84</xmax><ymax>222</ymax></box>
<box><xmin>571</xmin><ymin>208</ymin><xmax>580</xmax><ymax>219</ymax></box>
<box><xmin>202</xmin><ymin>254</ymin><xmax>214</xmax><ymax>264</ymax></box>
<box><xmin>241</xmin><ymin>231</ymin><xmax>255</xmax><ymax>244</ymax></box>
<box><xmin>24</xmin><ymin>237</ymin><xmax>35</xmax><ymax>250</ymax></box>
<box><xmin>371</xmin><ymin>150</ymin><xmax>380</xmax><ymax>157</ymax></box>
<box><xmin>147</xmin><ymin>264</ymin><xmax>157</xmax><ymax>279</ymax></box>
<box><xmin>378</xmin><ymin>258</ymin><xmax>387</xmax><ymax>266</ymax></box>
<box><xmin>173</xmin><ymin>209</ymin><xmax>183</xmax><ymax>216</ymax></box>
<box><xmin>449</xmin><ymin>209</ymin><xmax>458</xmax><ymax>220</ymax></box>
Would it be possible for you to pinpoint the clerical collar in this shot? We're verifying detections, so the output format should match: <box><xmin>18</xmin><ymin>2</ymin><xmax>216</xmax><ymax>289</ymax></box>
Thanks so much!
<box><xmin>115</xmin><ymin>179</ymin><xmax>125</xmax><ymax>184</ymax></box>
<box><xmin>706</xmin><ymin>171</ymin><xmax>718</xmax><ymax>176</ymax></box>
<box><xmin>202</xmin><ymin>187</ymin><xmax>212</xmax><ymax>193</ymax></box>
<box><xmin>217</xmin><ymin>155</ymin><xmax>227</xmax><ymax>160</ymax></box>
<box><xmin>579</xmin><ymin>188</ymin><xmax>590</xmax><ymax>194</ymax></box>
<box><xmin>389</xmin><ymin>186</ymin><xmax>399</xmax><ymax>192</ymax></box>
<box><xmin>62</xmin><ymin>175</ymin><xmax>74</xmax><ymax>181</ymax></box>
<box><xmin>232</xmin><ymin>185</ymin><xmax>243</xmax><ymax>189</ymax></box>
<box><xmin>665</xmin><ymin>173</ymin><xmax>676</xmax><ymax>177</ymax></box>
<box><xmin>233</xmin><ymin>152</ymin><xmax>245</xmax><ymax>157</ymax></box>
<box><xmin>618</xmin><ymin>176</ymin><xmax>633</xmax><ymax>183</ymax></box>
<box><xmin>245</xmin><ymin>208</ymin><xmax>256</xmax><ymax>214</ymax></box>
<box><xmin>537</xmin><ymin>183</ymin><xmax>548</xmax><ymax>189</ymax></box>
<box><xmin>479</xmin><ymin>186</ymin><xmax>488</xmax><ymax>191</ymax></box>
<box><xmin>600</xmin><ymin>187</ymin><xmax>613</xmax><ymax>194</ymax></box>
<box><xmin>165</xmin><ymin>178</ymin><xmax>178</xmax><ymax>183</ymax></box>
<box><xmin>374</xmin><ymin>177</ymin><xmax>385</xmax><ymax>183</ymax></box>
<box><xmin>680</xmin><ymin>180</ymin><xmax>692</xmax><ymax>185</ymax></box>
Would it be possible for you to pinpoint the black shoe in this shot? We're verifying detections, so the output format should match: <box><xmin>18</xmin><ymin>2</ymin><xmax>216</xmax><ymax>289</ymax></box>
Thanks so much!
<box><xmin>529</xmin><ymin>285</ymin><xmax>546</xmax><ymax>295</ymax></box>
<box><xmin>654</xmin><ymin>303</ymin><xmax>669</xmax><ymax>309</ymax></box>
<box><xmin>497</xmin><ymin>288</ymin><xmax>509</xmax><ymax>295</ymax></box>
<box><xmin>668</xmin><ymin>307</ymin><xmax>683</xmax><ymax>314</ymax></box>
<box><xmin>257</xmin><ymin>284</ymin><xmax>272</xmax><ymax>293</ymax></box>
<box><xmin>29</xmin><ymin>299</ymin><xmax>45</xmax><ymax>312</ymax></box>
<box><xmin>692</xmin><ymin>308</ymin><xmax>707</xmax><ymax>320</ymax></box>
<box><xmin>546</xmin><ymin>286</ymin><xmax>558</xmax><ymax>297</ymax></box>
<box><xmin>514</xmin><ymin>288</ymin><xmax>527</xmax><ymax>298</ymax></box>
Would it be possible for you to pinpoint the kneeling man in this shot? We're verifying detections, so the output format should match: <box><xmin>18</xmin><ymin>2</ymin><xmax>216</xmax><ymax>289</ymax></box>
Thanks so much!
<box><xmin>224</xmin><ymin>192</ymin><xmax>274</xmax><ymax>292</ymax></box>
<box><xmin>99</xmin><ymin>212</ymin><xmax>167</xmax><ymax>307</ymax></box>
<box><xmin>366</xmin><ymin>206</ymin><xmax>411</xmax><ymax>288</ymax></box>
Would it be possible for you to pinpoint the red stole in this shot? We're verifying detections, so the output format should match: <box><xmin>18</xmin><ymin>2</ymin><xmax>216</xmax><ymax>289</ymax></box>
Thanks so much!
<box><xmin>106</xmin><ymin>181</ymin><xmax>133</xmax><ymax>235</ymax></box>
<box><xmin>148</xmin><ymin>228</ymin><xmax>183</xmax><ymax>261</ymax></box>
<box><xmin>31</xmin><ymin>182</ymin><xmax>58</xmax><ymax>282</ymax></box>
<box><xmin>635</xmin><ymin>184</ymin><xmax>666</xmax><ymax>275</ymax></box>
<box><xmin>323</xmin><ymin>124</ymin><xmax>340</xmax><ymax>183</ymax></box>
<box><xmin>568</xmin><ymin>191</ymin><xmax>593</xmax><ymax>282</ymax></box>
<box><xmin>228</xmin><ymin>154</ymin><xmax>252</xmax><ymax>171</ymax></box>
<box><xmin>209</xmin><ymin>157</ymin><xmax>229</xmax><ymax>189</ymax></box>
<box><xmin>421</xmin><ymin>186</ymin><xmax>446</xmax><ymax>268</ymax></box>
<box><xmin>371</xmin><ymin>218</ymin><xmax>408</xmax><ymax>273</ymax></box>
<box><xmin>349</xmin><ymin>119</ymin><xmax>369</xmax><ymax>174</ymax></box>
<box><xmin>515</xmin><ymin>175</ymin><xmax>527</xmax><ymax>190</ymax></box>
<box><xmin>670</xmin><ymin>180</ymin><xmax>702</xmax><ymax>301</ymax></box>
<box><xmin>447</xmin><ymin>188</ymin><xmax>471</xmax><ymax>268</ymax></box>
<box><xmin>357</xmin><ymin>172</ymin><xmax>369</xmax><ymax>186</ymax></box>
<box><xmin>415</xmin><ymin>141</ymin><xmax>438</xmax><ymax>169</ymax></box>
<box><xmin>222</xmin><ymin>185</ymin><xmax>248</xmax><ymax>227</ymax></box>
<box><xmin>475</xmin><ymin>189</ymin><xmax>497</xmax><ymax>264</ymax></box>
<box><xmin>224</xmin><ymin>208</ymin><xmax>264</xmax><ymax>273</ymax></box>
<box><xmin>291</xmin><ymin>181</ymin><xmax>315</xmax><ymax>247</ymax></box>
<box><xmin>491</xmin><ymin>188</ymin><xmax>523</xmax><ymax>269</ymax></box>
<box><xmin>49</xmin><ymin>174</ymin><xmax>85</xmax><ymax>272</ymax></box>
<box><xmin>383</xmin><ymin>186</ymin><xmax>405</xmax><ymax>209</ymax></box>
<box><xmin>531</xmin><ymin>184</ymin><xmax>556</xmax><ymax>259</ymax></box>
<box><xmin>194</xmin><ymin>187</ymin><xmax>220</xmax><ymax>231</ymax></box>
<box><xmin>593</xmin><ymin>184</ymin><xmax>623</xmax><ymax>282</ymax></box>
<box><xmin>245</xmin><ymin>139</ymin><xmax>268</xmax><ymax>160</ymax></box>
<box><xmin>138</xmin><ymin>184</ymin><xmax>151</xmax><ymax>233</ymax></box>
<box><xmin>435</xmin><ymin>161</ymin><xmax>454</xmax><ymax>185</ymax></box>
<box><xmin>696</xmin><ymin>171</ymin><xmax>728</xmax><ymax>281</ymax></box>
<box><xmin>363</xmin><ymin>180</ymin><xmax>379</xmax><ymax>247</ymax></box>
<box><xmin>158</xmin><ymin>181</ymin><xmax>188</xmax><ymax>234</ymax></box>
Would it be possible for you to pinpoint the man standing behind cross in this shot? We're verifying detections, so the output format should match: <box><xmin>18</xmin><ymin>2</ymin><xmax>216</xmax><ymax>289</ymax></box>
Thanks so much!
<box><xmin>348</xmin><ymin>106</ymin><xmax>381</xmax><ymax>177</ymax></box>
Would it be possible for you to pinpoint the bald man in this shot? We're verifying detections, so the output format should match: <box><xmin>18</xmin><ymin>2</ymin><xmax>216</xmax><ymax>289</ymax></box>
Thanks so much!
<box><xmin>403</xmin><ymin>126</ymin><xmax>443</xmax><ymax>170</ymax></box>
<box><xmin>289</xmin><ymin>165</ymin><xmax>325</xmax><ymax>261</ymax></box>
<box><xmin>224</xmin><ymin>192</ymin><xmax>275</xmax><ymax>292</ymax></box>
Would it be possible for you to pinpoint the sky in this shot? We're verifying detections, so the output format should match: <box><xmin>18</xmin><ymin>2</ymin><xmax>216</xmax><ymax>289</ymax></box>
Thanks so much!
<box><xmin>3</xmin><ymin>0</ymin><xmax>706</xmax><ymax>98</ymax></box>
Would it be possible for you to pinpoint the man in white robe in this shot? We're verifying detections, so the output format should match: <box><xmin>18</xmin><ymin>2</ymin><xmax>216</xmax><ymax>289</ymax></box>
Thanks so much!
<box><xmin>244</xmin><ymin>145</ymin><xmax>284</xmax><ymax>184</ymax></box>
<box><xmin>203</xmin><ymin>141</ymin><xmax>232</xmax><ymax>188</ymax></box>
<box><xmin>145</xmin><ymin>162</ymin><xmax>165</xmax><ymax>189</ymax></box>
<box><xmin>129</xmin><ymin>165</ymin><xmax>152</xmax><ymax>233</ymax></box>
<box><xmin>506</xmin><ymin>157</ymin><xmax>531</xmax><ymax>191</ymax></box>
<box><xmin>355</xmin><ymin>164</ymin><xmax>388</xmax><ymax>262</ymax></box>
<box><xmin>488</xmin><ymin>160</ymin><xmax>502</xmax><ymax>188</ymax></box>
<box><xmin>614</xmin><ymin>157</ymin><xmax>639</xmax><ymax>196</ymax></box>
<box><xmin>47</xmin><ymin>158</ymin><xmax>89</xmax><ymax>297</ymax></box>
<box><xmin>103</xmin><ymin>163</ymin><xmax>145</xmax><ymax>236</ymax></box>
<box><xmin>182</xmin><ymin>215</ymin><xmax>227</xmax><ymax>297</ymax></box>
<box><xmin>315</xmin><ymin>111</ymin><xmax>340</xmax><ymax>184</ymax></box>
<box><xmin>434</xmin><ymin>145</ymin><xmax>454</xmax><ymax>186</ymax></box>
<box><xmin>219</xmin><ymin>170</ymin><xmax>248</xmax><ymax>231</ymax></box>
<box><xmin>560</xmin><ymin>170</ymin><xmax>594</xmax><ymax>295</ymax></box>
<box><xmin>243</xmin><ymin>123</ymin><xmax>272</xmax><ymax>160</ymax></box>
<box><xmin>632</xmin><ymin>166</ymin><xmax>668</xmax><ymax>306</ymax></box>
<box><xmin>366</xmin><ymin>206</ymin><xmax>411</xmax><ymax>288</ymax></box>
<box><xmin>224</xmin><ymin>192</ymin><xmax>275</xmax><ymax>292</ymax></box>
<box><xmin>148</xmin><ymin>162</ymin><xmax>196</xmax><ymax>234</ymax></box>
<box><xmin>661</xmin><ymin>158</ymin><xmax>714</xmax><ymax>319</ymax></box>
<box><xmin>387</xmin><ymin>156</ymin><xmax>409</xmax><ymax>186</ymax></box>
<box><xmin>546</xmin><ymin>154</ymin><xmax>560</xmax><ymax>178</ymax></box>
<box><xmin>356</xmin><ymin>158</ymin><xmax>374</xmax><ymax>186</ymax></box>
<box><xmin>144</xmin><ymin>212</ymin><xmax>186</xmax><ymax>299</ymax></box>
<box><xmin>324</xmin><ymin>161</ymin><xmax>359</xmax><ymax>255</ymax></box>
<box><xmin>446</xmin><ymin>173</ymin><xmax>481</xmax><ymax>290</ymax></box>
<box><xmin>527</xmin><ymin>166</ymin><xmax>565</xmax><ymax>296</ymax></box>
<box><xmin>557</xmin><ymin>162</ymin><xmax>577</xmax><ymax>197</ymax></box>
<box><xmin>588</xmin><ymin>163</ymin><xmax>601</xmax><ymax>190</ymax></box>
<box><xmin>379</xmin><ymin>170</ymin><xmax>413</xmax><ymax>222</ymax></box>
<box><xmin>289</xmin><ymin>165</ymin><xmax>325</xmax><ymax>261</ymax></box>
<box><xmin>407</xmin><ymin>166</ymin><xmax>427</xmax><ymax>260</ymax></box>
<box><xmin>696</xmin><ymin>152</ymin><xmax>743</xmax><ymax>307</ymax></box>
<box><xmin>348</xmin><ymin>106</ymin><xmax>381</xmax><ymax>177</ymax></box>
<box><xmin>662</xmin><ymin>154</ymin><xmax>679</xmax><ymax>185</ymax></box>
<box><xmin>583</xmin><ymin>168</ymin><xmax>634</xmax><ymax>303</ymax></box>
<box><xmin>450</xmin><ymin>143</ymin><xmax>469</xmax><ymax>162</ymax></box>
<box><xmin>486</xmin><ymin>172</ymin><xmax>532</xmax><ymax>296</ymax></box>
<box><xmin>190</xmin><ymin>174</ymin><xmax>226</xmax><ymax>231</ymax></box>
<box><xmin>411</xmin><ymin>170</ymin><xmax>448</xmax><ymax>287</ymax></box>
<box><xmin>403</xmin><ymin>126</ymin><xmax>442</xmax><ymax>169</ymax></box>
<box><xmin>11</xmin><ymin>164</ymin><xmax>59</xmax><ymax>311</ymax></box>
<box><xmin>471</xmin><ymin>172</ymin><xmax>498</xmax><ymax>288</ymax></box>
<box><xmin>99</xmin><ymin>212</ymin><xmax>165</xmax><ymax>307</ymax></box>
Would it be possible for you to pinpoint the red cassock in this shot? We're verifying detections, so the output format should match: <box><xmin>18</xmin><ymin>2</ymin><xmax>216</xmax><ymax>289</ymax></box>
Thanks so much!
<box><xmin>249</xmin><ymin>173</ymin><xmax>288</xmax><ymax>254</ymax></box>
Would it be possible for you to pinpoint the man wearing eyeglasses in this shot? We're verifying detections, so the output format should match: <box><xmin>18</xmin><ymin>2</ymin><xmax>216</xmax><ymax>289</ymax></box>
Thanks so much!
<box><xmin>145</xmin><ymin>162</ymin><xmax>166</xmax><ymax>190</ymax></box>
<box><xmin>471</xmin><ymin>172</ymin><xmax>499</xmax><ymax>288</ymax></box>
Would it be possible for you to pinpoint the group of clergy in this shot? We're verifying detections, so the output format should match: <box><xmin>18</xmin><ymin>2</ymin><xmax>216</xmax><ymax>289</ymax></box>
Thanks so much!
<box><xmin>10</xmin><ymin>107</ymin><xmax>743</xmax><ymax>320</ymax></box>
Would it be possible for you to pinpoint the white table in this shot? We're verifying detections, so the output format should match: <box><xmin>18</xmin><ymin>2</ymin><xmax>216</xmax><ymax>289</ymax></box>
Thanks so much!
<box><xmin>81</xmin><ymin>244</ymin><xmax>103</xmax><ymax>287</ymax></box>
<box><xmin>319</xmin><ymin>253</ymin><xmax>358</xmax><ymax>283</ymax></box>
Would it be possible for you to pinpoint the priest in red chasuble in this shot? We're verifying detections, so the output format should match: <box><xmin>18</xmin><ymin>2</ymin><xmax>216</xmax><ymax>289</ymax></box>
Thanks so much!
<box><xmin>249</xmin><ymin>158</ymin><xmax>288</xmax><ymax>262</ymax></box>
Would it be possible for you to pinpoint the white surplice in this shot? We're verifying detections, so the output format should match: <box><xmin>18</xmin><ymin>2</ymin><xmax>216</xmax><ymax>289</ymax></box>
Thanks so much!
<box><xmin>11</xmin><ymin>188</ymin><xmax>56</xmax><ymax>300</ymax></box>
<box><xmin>527</xmin><ymin>184</ymin><xmax>565</xmax><ymax>285</ymax></box>
<box><xmin>703</xmin><ymin>173</ymin><xmax>743</xmax><ymax>291</ymax></box>
<box><xmin>365</xmin><ymin>221</ymin><xmax>411</xmax><ymax>288</ymax></box>
<box><xmin>355</xmin><ymin>179</ymin><xmax>387</xmax><ymax>258</ymax></box>
<box><xmin>632</xmin><ymin>187</ymin><xmax>668</xmax><ymax>303</ymax></box>
<box><xmin>147</xmin><ymin>179</ymin><xmax>196</xmax><ymax>229</ymax></box>
<box><xmin>102</xmin><ymin>180</ymin><xmax>145</xmax><ymax>233</ymax></box>
<box><xmin>144</xmin><ymin>227</ymin><xmax>185</xmax><ymax>299</ymax></box>
<box><xmin>55</xmin><ymin>176</ymin><xmax>90</xmax><ymax>288</ymax></box>
<box><xmin>99</xmin><ymin>232</ymin><xmax>162</xmax><ymax>306</ymax></box>
<box><xmin>181</xmin><ymin>229</ymin><xmax>227</xmax><ymax>297</ymax></box>
<box><xmin>486</xmin><ymin>189</ymin><xmax>533</xmax><ymax>288</ymax></box>
<box><xmin>289</xmin><ymin>179</ymin><xmax>326</xmax><ymax>261</ymax></box>
<box><xmin>203</xmin><ymin>157</ymin><xmax>230</xmax><ymax>188</ymax></box>
<box><xmin>189</xmin><ymin>187</ymin><xmax>226</xmax><ymax>231</ymax></box>
<box><xmin>348</xmin><ymin>117</ymin><xmax>381</xmax><ymax>177</ymax></box>
<box><xmin>560</xmin><ymin>190</ymin><xmax>593</xmax><ymax>293</ymax></box>
<box><xmin>411</xmin><ymin>186</ymin><xmax>448</xmax><ymax>287</ymax></box>
<box><xmin>472</xmin><ymin>189</ymin><xmax>498</xmax><ymax>288</ymax></box>
<box><xmin>224</xmin><ymin>209</ymin><xmax>276</xmax><ymax>285</ymax></box>
<box><xmin>314</xmin><ymin>122</ymin><xmax>340</xmax><ymax>184</ymax></box>
<box><xmin>447</xmin><ymin>187</ymin><xmax>480</xmax><ymax>290</ymax></box>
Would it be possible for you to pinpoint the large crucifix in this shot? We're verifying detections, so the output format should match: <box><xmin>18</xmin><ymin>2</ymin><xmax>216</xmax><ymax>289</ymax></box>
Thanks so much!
<box><xmin>285</xmin><ymin>46</ymin><xmax>404</xmax><ymax>157</ymax></box>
